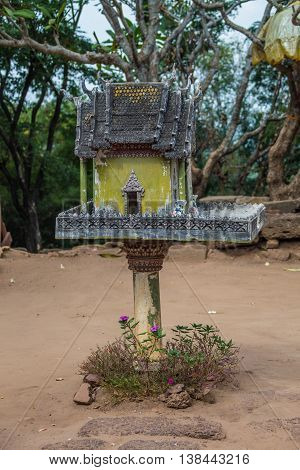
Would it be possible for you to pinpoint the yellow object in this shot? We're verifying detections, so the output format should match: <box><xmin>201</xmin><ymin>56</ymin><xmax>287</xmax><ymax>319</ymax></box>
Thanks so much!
<box><xmin>252</xmin><ymin>1</ymin><xmax>300</xmax><ymax>65</ymax></box>
<box><xmin>94</xmin><ymin>156</ymin><xmax>172</xmax><ymax>214</ymax></box>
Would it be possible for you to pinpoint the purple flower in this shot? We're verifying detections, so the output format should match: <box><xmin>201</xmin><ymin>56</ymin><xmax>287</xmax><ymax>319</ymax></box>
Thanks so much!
<box><xmin>167</xmin><ymin>377</ymin><xmax>175</xmax><ymax>385</ymax></box>
<box><xmin>119</xmin><ymin>315</ymin><xmax>129</xmax><ymax>323</ymax></box>
<box><xmin>150</xmin><ymin>324</ymin><xmax>159</xmax><ymax>333</ymax></box>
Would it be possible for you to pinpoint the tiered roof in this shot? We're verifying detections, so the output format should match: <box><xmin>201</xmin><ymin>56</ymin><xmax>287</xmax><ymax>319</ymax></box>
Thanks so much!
<box><xmin>74</xmin><ymin>81</ymin><xmax>195</xmax><ymax>159</ymax></box>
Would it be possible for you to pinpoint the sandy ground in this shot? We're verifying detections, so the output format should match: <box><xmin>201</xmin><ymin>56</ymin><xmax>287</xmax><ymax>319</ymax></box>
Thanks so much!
<box><xmin>0</xmin><ymin>243</ymin><xmax>299</xmax><ymax>450</ymax></box>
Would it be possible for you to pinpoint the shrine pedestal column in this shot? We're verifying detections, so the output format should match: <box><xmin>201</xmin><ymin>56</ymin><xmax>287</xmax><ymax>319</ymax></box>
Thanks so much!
<box><xmin>123</xmin><ymin>241</ymin><xmax>170</xmax><ymax>341</ymax></box>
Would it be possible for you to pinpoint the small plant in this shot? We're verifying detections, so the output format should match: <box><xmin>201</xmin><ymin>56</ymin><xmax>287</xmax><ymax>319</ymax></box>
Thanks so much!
<box><xmin>80</xmin><ymin>316</ymin><xmax>239</xmax><ymax>401</ymax></box>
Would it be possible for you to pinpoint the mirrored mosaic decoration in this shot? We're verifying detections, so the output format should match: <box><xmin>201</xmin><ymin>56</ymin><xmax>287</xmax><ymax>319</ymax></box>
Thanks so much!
<box><xmin>56</xmin><ymin>79</ymin><xmax>265</xmax><ymax>243</ymax></box>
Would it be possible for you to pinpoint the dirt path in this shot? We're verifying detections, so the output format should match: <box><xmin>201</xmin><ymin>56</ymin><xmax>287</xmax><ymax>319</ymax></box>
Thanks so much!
<box><xmin>0</xmin><ymin>244</ymin><xmax>299</xmax><ymax>450</ymax></box>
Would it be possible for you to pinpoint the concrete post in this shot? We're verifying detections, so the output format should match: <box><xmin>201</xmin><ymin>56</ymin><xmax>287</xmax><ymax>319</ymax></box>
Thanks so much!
<box><xmin>123</xmin><ymin>241</ymin><xmax>170</xmax><ymax>355</ymax></box>
<box><xmin>80</xmin><ymin>158</ymin><xmax>87</xmax><ymax>206</ymax></box>
<box><xmin>133</xmin><ymin>271</ymin><xmax>161</xmax><ymax>336</ymax></box>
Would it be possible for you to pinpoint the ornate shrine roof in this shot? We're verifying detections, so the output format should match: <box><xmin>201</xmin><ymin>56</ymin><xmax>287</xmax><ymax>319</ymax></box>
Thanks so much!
<box><xmin>72</xmin><ymin>80</ymin><xmax>196</xmax><ymax>160</ymax></box>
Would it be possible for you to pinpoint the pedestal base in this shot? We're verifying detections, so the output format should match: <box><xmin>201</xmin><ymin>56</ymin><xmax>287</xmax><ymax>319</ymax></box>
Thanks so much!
<box><xmin>123</xmin><ymin>241</ymin><xmax>170</xmax><ymax>341</ymax></box>
<box><xmin>133</xmin><ymin>271</ymin><xmax>161</xmax><ymax>336</ymax></box>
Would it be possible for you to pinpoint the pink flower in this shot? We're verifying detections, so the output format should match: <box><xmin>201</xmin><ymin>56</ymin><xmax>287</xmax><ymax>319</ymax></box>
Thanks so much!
<box><xmin>150</xmin><ymin>324</ymin><xmax>159</xmax><ymax>333</ymax></box>
<box><xmin>119</xmin><ymin>315</ymin><xmax>129</xmax><ymax>323</ymax></box>
<box><xmin>167</xmin><ymin>377</ymin><xmax>175</xmax><ymax>385</ymax></box>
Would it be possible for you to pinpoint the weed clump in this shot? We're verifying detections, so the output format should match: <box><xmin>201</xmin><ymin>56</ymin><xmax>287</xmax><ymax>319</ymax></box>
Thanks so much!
<box><xmin>80</xmin><ymin>317</ymin><xmax>239</xmax><ymax>401</ymax></box>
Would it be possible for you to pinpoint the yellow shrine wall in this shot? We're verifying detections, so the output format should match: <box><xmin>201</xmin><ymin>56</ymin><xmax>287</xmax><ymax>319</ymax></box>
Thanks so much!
<box><xmin>94</xmin><ymin>156</ymin><xmax>172</xmax><ymax>214</ymax></box>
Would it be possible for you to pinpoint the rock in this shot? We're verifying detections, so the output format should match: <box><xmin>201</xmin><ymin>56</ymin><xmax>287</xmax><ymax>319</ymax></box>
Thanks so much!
<box><xmin>262</xmin><ymin>213</ymin><xmax>300</xmax><ymax>240</ymax></box>
<box><xmin>266</xmin><ymin>239</ymin><xmax>279</xmax><ymax>249</ymax></box>
<box><xmin>79</xmin><ymin>416</ymin><xmax>225</xmax><ymax>440</ymax></box>
<box><xmin>58</xmin><ymin>250</ymin><xmax>78</xmax><ymax>257</ymax></box>
<box><xmin>118</xmin><ymin>439</ymin><xmax>202</xmax><ymax>450</ymax></box>
<box><xmin>71</xmin><ymin>245</ymin><xmax>100</xmax><ymax>255</ymax></box>
<box><xmin>165</xmin><ymin>383</ymin><xmax>185</xmax><ymax>395</ymax></box>
<box><xmin>236</xmin><ymin>196</ymin><xmax>270</xmax><ymax>204</ymax></box>
<box><xmin>166</xmin><ymin>391</ymin><xmax>192</xmax><ymax>409</ymax></box>
<box><xmin>47</xmin><ymin>251</ymin><xmax>59</xmax><ymax>258</ymax></box>
<box><xmin>265</xmin><ymin>249</ymin><xmax>290</xmax><ymax>262</ymax></box>
<box><xmin>199</xmin><ymin>195</ymin><xmax>238</xmax><ymax>203</ymax></box>
<box><xmin>187</xmin><ymin>385</ymin><xmax>215</xmax><ymax>402</ymax></box>
<box><xmin>73</xmin><ymin>383</ymin><xmax>94</xmax><ymax>405</ymax></box>
<box><xmin>84</xmin><ymin>373</ymin><xmax>101</xmax><ymax>386</ymax></box>
<box><xmin>104</xmin><ymin>241</ymin><xmax>123</xmax><ymax>248</ymax></box>
<box><xmin>264</xmin><ymin>198</ymin><xmax>300</xmax><ymax>213</ymax></box>
<box><xmin>158</xmin><ymin>393</ymin><xmax>167</xmax><ymax>403</ymax></box>
<box><xmin>202</xmin><ymin>391</ymin><xmax>216</xmax><ymax>404</ymax></box>
<box><xmin>42</xmin><ymin>439</ymin><xmax>106</xmax><ymax>450</ymax></box>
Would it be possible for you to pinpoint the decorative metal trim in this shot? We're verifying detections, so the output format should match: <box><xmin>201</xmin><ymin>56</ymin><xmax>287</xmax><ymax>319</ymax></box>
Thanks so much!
<box><xmin>104</xmin><ymin>82</ymin><xmax>111</xmax><ymax>140</ymax></box>
<box><xmin>153</xmin><ymin>83</ymin><xmax>169</xmax><ymax>143</ymax></box>
<box><xmin>183</xmin><ymin>99</ymin><xmax>194</xmax><ymax>157</ymax></box>
<box><xmin>122</xmin><ymin>170</ymin><xmax>145</xmax><ymax>195</ymax></box>
<box><xmin>122</xmin><ymin>170</ymin><xmax>145</xmax><ymax>215</ymax></box>
<box><xmin>55</xmin><ymin>201</ymin><xmax>266</xmax><ymax>243</ymax></box>
<box><xmin>123</xmin><ymin>240</ymin><xmax>171</xmax><ymax>272</ymax></box>
<box><xmin>70</xmin><ymin>78</ymin><xmax>196</xmax><ymax>160</ymax></box>
<box><xmin>169</xmin><ymin>91</ymin><xmax>182</xmax><ymax>150</ymax></box>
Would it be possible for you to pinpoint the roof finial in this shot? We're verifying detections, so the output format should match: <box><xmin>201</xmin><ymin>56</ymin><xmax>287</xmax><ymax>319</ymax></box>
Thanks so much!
<box><xmin>164</xmin><ymin>64</ymin><xmax>177</xmax><ymax>88</ymax></box>
<box><xmin>97</xmin><ymin>71</ymin><xmax>106</xmax><ymax>91</ymax></box>
<box><xmin>81</xmin><ymin>79</ymin><xmax>93</xmax><ymax>99</ymax></box>
<box><xmin>61</xmin><ymin>89</ymin><xmax>82</xmax><ymax>107</ymax></box>
<box><xmin>180</xmin><ymin>74</ymin><xmax>192</xmax><ymax>95</ymax></box>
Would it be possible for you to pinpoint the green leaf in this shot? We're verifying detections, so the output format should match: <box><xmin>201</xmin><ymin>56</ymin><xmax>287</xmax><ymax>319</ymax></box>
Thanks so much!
<box><xmin>3</xmin><ymin>6</ymin><xmax>14</xmax><ymax>17</ymax></box>
<box><xmin>106</xmin><ymin>30</ymin><xmax>115</xmax><ymax>39</ymax></box>
<box><xmin>57</xmin><ymin>0</ymin><xmax>67</xmax><ymax>19</ymax></box>
<box><xmin>36</xmin><ymin>5</ymin><xmax>52</xmax><ymax>18</ymax></box>
<box><xmin>13</xmin><ymin>9</ymin><xmax>36</xmax><ymax>19</ymax></box>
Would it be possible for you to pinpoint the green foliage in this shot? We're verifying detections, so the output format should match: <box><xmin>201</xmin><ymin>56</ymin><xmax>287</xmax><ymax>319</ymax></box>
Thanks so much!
<box><xmin>80</xmin><ymin>317</ymin><xmax>239</xmax><ymax>401</ymax></box>
<box><xmin>0</xmin><ymin>1</ymin><xmax>299</xmax><ymax>249</ymax></box>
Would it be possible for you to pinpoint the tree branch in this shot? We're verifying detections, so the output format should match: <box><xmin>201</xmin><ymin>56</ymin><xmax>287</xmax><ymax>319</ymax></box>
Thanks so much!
<box><xmin>266</xmin><ymin>0</ymin><xmax>284</xmax><ymax>11</ymax></box>
<box><xmin>159</xmin><ymin>8</ymin><xmax>195</xmax><ymax>60</ymax></box>
<box><xmin>193</xmin><ymin>0</ymin><xmax>264</xmax><ymax>46</ymax></box>
<box><xmin>139</xmin><ymin>0</ymin><xmax>161</xmax><ymax>63</ymax></box>
<box><xmin>136</xmin><ymin>0</ymin><xmax>147</xmax><ymax>38</ymax></box>
<box><xmin>101</xmin><ymin>0</ymin><xmax>136</xmax><ymax>66</ymax></box>
<box><xmin>0</xmin><ymin>36</ymin><xmax>133</xmax><ymax>78</ymax></box>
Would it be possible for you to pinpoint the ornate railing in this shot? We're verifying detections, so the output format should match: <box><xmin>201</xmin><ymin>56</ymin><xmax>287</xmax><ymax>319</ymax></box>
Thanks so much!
<box><xmin>56</xmin><ymin>201</ymin><xmax>266</xmax><ymax>243</ymax></box>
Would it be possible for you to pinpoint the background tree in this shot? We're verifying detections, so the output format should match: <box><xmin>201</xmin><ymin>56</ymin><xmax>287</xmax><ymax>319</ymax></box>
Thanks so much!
<box><xmin>0</xmin><ymin>0</ymin><xmax>92</xmax><ymax>251</ymax></box>
<box><xmin>0</xmin><ymin>0</ymin><xmax>299</xmax><ymax>250</ymax></box>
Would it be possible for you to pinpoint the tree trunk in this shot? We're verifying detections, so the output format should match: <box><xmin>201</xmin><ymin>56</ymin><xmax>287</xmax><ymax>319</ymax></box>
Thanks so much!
<box><xmin>267</xmin><ymin>112</ymin><xmax>300</xmax><ymax>200</ymax></box>
<box><xmin>267</xmin><ymin>63</ymin><xmax>300</xmax><ymax>200</ymax></box>
<box><xmin>24</xmin><ymin>199</ymin><xmax>41</xmax><ymax>253</ymax></box>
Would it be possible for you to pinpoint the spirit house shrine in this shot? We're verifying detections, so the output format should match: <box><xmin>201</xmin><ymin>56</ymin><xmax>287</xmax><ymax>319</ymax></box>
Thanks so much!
<box><xmin>56</xmin><ymin>79</ymin><xmax>265</xmax><ymax>243</ymax></box>
<box><xmin>56</xmin><ymin>78</ymin><xmax>265</xmax><ymax>338</ymax></box>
